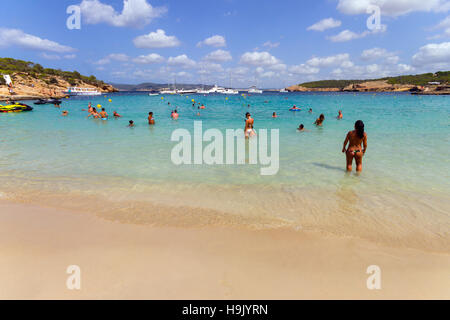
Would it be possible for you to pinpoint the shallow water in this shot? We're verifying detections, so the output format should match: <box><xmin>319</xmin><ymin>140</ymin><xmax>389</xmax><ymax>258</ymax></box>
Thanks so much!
<box><xmin>1</xmin><ymin>92</ymin><xmax>449</xmax><ymax>250</ymax></box>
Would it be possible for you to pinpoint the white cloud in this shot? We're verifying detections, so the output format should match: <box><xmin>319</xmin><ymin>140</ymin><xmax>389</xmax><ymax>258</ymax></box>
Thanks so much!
<box><xmin>0</xmin><ymin>28</ymin><xmax>75</xmax><ymax>53</ymax></box>
<box><xmin>168</xmin><ymin>54</ymin><xmax>196</xmax><ymax>68</ymax></box>
<box><xmin>203</xmin><ymin>49</ymin><xmax>232</xmax><ymax>62</ymax></box>
<box><xmin>197</xmin><ymin>35</ymin><xmax>226</xmax><ymax>48</ymax></box>
<box><xmin>328</xmin><ymin>30</ymin><xmax>369</xmax><ymax>42</ymax></box>
<box><xmin>306</xmin><ymin>53</ymin><xmax>351</xmax><ymax>68</ymax></box>
<box><xmin>431</xmin><ymin>15</ymin><xmax>450</xmax><ymax>38</ymax></box>
<box><xmin>361</xmin><ymin>48</ymin><xmax>389</xmax><ymax>60</ymax></box>
<box><xmin>307</xmin><ymin>18</ymin><xmax>342</xmax><ymax>31</ymax></box>
<box><xmin>263</xmin><ymin>41</ymin><xmax>280</xmax><ymax>48</ymax></box>
<box><xmin>412</xmin><ymin>42</ymin><xmax>450</xmax><ymax>68</ymax></box>
<box><xmin>133</xmin><ymin>53</ymin><xmax>164</xmax><ymax>64</ymax></box>
<box><xmin>290</xmin><ymin>64</ymin><xmax>320</xmax><ymax>75</ymax></box>
<box><xmin>133</xmin><ymin>29</ymin><xmax>180</xmax><ymax>48</ymax></box>
<box><xmin>95</xmin><ymin>53</ymin><xmax>129</xmax><ymax>65</ymax></box>
<box><xmin>337</xmin><ymin>0</ymin><xmax>450</xmax><ymax>17</ymax></box>
<box><xmin>328</xmin><ymin>25</ymin><xmax>386</xmax><ymax>42</ymax></box>
<box><xmin>198</xmin><ymin>62</ymin><xmax>224</xmax><ymax>74</ymax></box>
<box><xmin>240</xmin><ymin>51</ymin><xmax>281</xmax><ymax>66</ymax></box>
<box><xmin>80</xmin><ymin>0</ymin><xmax>167</xmax><ymax>28</ymax></box>
<box><xmin>361</xmin><ymin>48</ymin><xmax>399</xmax><ymax>64</ymax></box>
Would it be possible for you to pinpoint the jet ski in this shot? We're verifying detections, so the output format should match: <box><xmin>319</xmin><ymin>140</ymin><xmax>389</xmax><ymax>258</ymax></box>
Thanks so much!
<box><xmin>0</xmin><ymin>103</ymin><xmax>33</xmax><ymax>113</ymax></box>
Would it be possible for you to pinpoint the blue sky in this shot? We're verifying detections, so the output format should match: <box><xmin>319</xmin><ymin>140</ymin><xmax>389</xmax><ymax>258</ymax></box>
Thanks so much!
<box><xmin>1</xmin><ymin>0</ymin><xmax>450</xmax><ymax>87</ymax></box>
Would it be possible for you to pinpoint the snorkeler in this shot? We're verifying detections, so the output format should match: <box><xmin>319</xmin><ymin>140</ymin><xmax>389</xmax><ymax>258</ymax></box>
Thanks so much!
<box><xmin>314</xmin><ymin>114</ymin><xmax>325</xmax><ymax>126</ymax></box>
<box><xmin>99</xmin><ymin>108</ymin><xmax>108</xmax><ymax>120</ymax></box>
<box><xmin>245</xmin><ymin>112</ymin><xmax>256</xmax><ymax>139</ymax></box>
<box><xmin>337</xmin><ymin>110</ymin><xmax>343</xmax><ymax>119</ymax></box>
<box><xmin>148</xmin><ymin>112</ymin><xmax>155</xmax><ymax>125</ymax></box>
<box><xmin>342</xmin><ymin>120</ymin><xmax>367</xmax><ymax>172</ymax></box>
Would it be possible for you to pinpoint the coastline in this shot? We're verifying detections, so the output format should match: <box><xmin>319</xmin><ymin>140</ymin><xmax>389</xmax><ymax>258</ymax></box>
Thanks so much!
<box><xmin>0</xmin><ymin>199</ymin><xmax>449</xmax><ymax>299</ymax></box>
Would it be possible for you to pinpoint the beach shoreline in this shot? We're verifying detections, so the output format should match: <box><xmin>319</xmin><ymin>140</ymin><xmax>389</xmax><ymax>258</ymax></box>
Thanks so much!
<box><xmin>1</xmin><ymin>199</ymin><xmax>449</xmax><ymax>300</ymax></box>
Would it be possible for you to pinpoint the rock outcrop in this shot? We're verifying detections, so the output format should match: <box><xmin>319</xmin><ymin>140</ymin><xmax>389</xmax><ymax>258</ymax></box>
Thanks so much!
<box><xmin>0</xmin><ymin>72</ymin><xmax>117</xmax><ymax>101</ymax></box>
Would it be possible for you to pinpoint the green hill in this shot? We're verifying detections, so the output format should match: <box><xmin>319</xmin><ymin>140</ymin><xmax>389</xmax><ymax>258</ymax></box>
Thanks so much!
<box><xmin>0</xmin><ymin>57</ymin><xmax>105</xmax><ymax>87</ymax></box>
<box><xmin>299</xmin><ymin>71</ymin><xmax>450</xmax><ymax>89</ymax></box>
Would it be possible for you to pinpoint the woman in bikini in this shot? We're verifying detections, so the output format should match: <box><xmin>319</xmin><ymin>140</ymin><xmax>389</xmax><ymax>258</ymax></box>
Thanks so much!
<box><xmin>342</xmin><ymin>120</ymin><xmax>367</xmax><ymax>172</ymax></box>
<box><xmin>245</xmin><ymin>112</ymin><xmax>255</xmax><ymax>139</ymax></box>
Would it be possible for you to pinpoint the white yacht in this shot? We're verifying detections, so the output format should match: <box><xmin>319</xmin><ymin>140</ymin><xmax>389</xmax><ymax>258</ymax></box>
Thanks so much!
<box><xmin>177</xmin><ymin>88</ymin><xmax>198</xmax><ymax>95</ymax></box>
<box><xmin>64</xmin><ymin>87</ymin><xmax>102</xmax><ymax>96</ymax></box>
<box><xmin>222</xmin><ymin>88</ymin><xmax>239</xmax><ymax>95</ymax></box>
<box><xmin>248</xmin><ymin>86</ymin><xmax>263</xmax><ymax>94</ymax></box>
<box><xmin>280</xmin><ymin>88</ymin><xmax>288</xmax><ymax>93</ymax></box>
<box><xmin>159</xmin><ymin>88</ymin><xmax>178</xmax><ymax>94</ymax></box>
<box><xmin>207</xmin><ymin>85</ymin><xmax>227</xmax><ymax>94</ymax></box>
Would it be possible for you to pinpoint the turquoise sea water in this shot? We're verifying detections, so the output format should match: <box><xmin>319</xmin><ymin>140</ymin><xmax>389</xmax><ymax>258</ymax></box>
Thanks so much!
<box><xmin>1</xmin><ymin>92</ymin><xmax>449</xmax><ymax>249</ymax></box>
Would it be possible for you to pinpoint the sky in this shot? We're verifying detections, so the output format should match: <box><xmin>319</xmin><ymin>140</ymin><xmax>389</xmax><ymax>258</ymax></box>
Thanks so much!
<box><xmin>1</xmin><ymin>0</ymin><xmax>450</xmax><ymax>88</ymax></box>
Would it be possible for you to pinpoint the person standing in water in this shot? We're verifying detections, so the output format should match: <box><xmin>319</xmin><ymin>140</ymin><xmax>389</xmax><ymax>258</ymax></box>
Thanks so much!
<box><xmin>99</xmin><ymin>108</ymin><xmax>108</xmax><ymax>120</ymax></box>
<box><xmin>148</xmin><ymin>112</ymin><xmax>155</xmax><ymax>125</ymax></box>
<box><xmin>314</xmin><ymin>114</ymin><xmax>325</xmax><ymax>126</ymax></box>
<box><xmin>245</xmin><ymin>112</ymin><xmax>255</xmax><ymax>139</ymax></box>
<box><xmin>337</xmin><ymin>110</ymin><xmax>343</xmax><ymax>119</ymax></box>
<box><xmin>342</xmin><ymin>120</ymin><xmax>367</xmax><ymax>172</ymax></box>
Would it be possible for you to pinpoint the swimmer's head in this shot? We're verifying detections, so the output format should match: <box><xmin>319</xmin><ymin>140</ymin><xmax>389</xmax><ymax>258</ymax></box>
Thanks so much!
<box><xmin>319</xmin><ymin>114</ymin><xmax>325</xmax><ymax>120</ymax></box>
<box><xmin>299</xmin><ymin>124</ymin><xmax>304</xmax><ymax>130</ymax></box>
<box><xmin>246</xmin><ymin>112</ymin><xmax>251</xmax><ymax>118</ymax></box>
<box><xmin>102</xmin><ymin>108</ymin><xmax>105</xmax><ymax>111</ymax></box>
<box><xmin>129</xmin><ymin>120</ymin><xmax>134</xmax><ymax>125</ymax></box>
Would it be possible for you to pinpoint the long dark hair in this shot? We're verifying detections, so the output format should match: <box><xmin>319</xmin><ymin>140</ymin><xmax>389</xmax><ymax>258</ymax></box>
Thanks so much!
<box><xmin>355</xmin><ymin>120</ymin><xmax>364</xmax><ymax>139</ymax></box>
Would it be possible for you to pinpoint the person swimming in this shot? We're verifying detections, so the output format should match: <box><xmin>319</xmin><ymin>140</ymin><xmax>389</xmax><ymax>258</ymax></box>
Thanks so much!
<box><xmin>297</xmin><ymin>124</ymin><xmax>305</xmax><ymax>131</ymax></box>
<box><xmin>290</xmin><ymin>105</ymin><xmax>301</xmax><ymax>111</ymax></box>
<box><xmin>128</xmin><ymin>120</ymin><xmax>135</xmax><ymax>127</ymax></box>
<box><xmin>62</xmin><ymin>110</ymin><xmax>69</xmax><ymax>116</ymax></box>
<box><xmin>309</xmin><ymin>108</ymin><xmax>313</xmax><ymax>113</ymax></box>
<box><xmin>342</xmin><ymin>120</ymin><xmax>367</xmax><ymax>172</ymax></box>
<box><xmin>314</xmin><ymin>114</ymin><xmax>325</xmax><ymax>126</ymax></box>
<box><xmin>171</xmin><ymin>109</ymin><xmax>179</xmax><ymax>120</ymax></box>
<box><xmin>272</xmin><ymin>112</ymin><xmax>277</xmax><ymax>118</ymax></box>
<box><xmin>99</xmin><ymin>108</ymin><xmax>108</xmax><ymax>120</ymax></box>
<box><xmin>148</xmin><ymin>112</ymin><xmax>155</xmax><ymax>125</ymax></box>
<box><xmin>113</xmin><ymin>111</ymin><xmax>122</xmax><ymax>118</ymax></box>
<box><xmin>245</xmin><ymin>112</ymin><xmax>256</xmax><ymax>139</ymax></box>
<box><xmin>200</xmin><ymin>104</ymin><xmax>206</xmax><ymax>109</ymax></box>
<box><xmin>337</xmin><ymin>110</ymin><xmax>343</xmax><ymax>119</ymax></box>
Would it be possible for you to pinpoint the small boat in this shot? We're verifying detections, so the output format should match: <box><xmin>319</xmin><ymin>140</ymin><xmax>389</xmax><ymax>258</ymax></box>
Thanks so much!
<box><xmin>280</xmin><ymin>88</ymin><xmax>288</xmax><ymax>93</ymax></box>
<box><xmin>34</xmin><ymin>98</ymin><xmax>62</xmax><ymax>105</ymax></box>
<box><xmin>64</xmin><ymin>87</ymin><xmax>102</xmax><ymax>96</ymax></box>
<box><xmin>0</xmin><ymin>103</ymin><xmax>33</xmax><ymax>113</ymax></box>
<box><xmin>148</xmin><ymin>93</ymin><xmax>159</xmax><ymax>96</ymax></box>
<box><xmin>248</xmin><ymin>86</ymin><xmax>263</xmax><ymax>94</ymax></box>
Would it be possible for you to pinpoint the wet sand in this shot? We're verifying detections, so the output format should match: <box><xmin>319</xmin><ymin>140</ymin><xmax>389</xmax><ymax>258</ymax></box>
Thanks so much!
<box><xmin>0</xmin><ymin>200</ymin><xmax>449</xmax><ymax>300</ymax></box>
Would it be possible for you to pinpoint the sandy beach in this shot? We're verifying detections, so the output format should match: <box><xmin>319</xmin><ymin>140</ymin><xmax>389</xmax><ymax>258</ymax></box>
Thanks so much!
<box><xmin>0</xmin><ymin>200</ymin><xmax>448</xmax><ymax>300</ymax></box>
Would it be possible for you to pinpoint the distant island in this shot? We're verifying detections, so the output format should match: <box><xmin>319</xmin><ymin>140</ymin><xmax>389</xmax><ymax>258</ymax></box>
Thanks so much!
<box><xmin>288</xmin><ymin>71</ymin><xmax>450</xmax><ymax>95</ymax></box>
<box><xmin>0</xmin><ymin>57</ymin><xmax>117</xmax><ymax>101</ymax></box>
